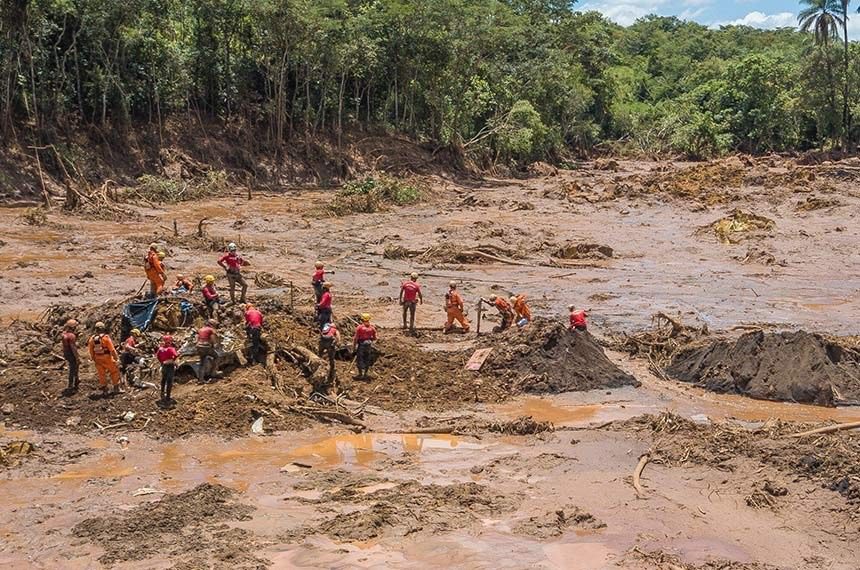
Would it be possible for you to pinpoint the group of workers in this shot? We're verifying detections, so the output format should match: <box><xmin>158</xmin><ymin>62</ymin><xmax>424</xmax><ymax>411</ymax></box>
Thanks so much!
<box><xmin>60</xmin><ymin>244</ymin><xmax>588</xmax><ymax>406</ymax></box>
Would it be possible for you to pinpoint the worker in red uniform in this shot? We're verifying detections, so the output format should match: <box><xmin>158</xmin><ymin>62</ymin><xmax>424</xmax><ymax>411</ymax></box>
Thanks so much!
<box><xmin>156</xmin><ymin>335</ymin><xmax>178</xmax><ymax>406</ymax></box>
<box><xmin>444</xmin><ymin>281</ymin><xmax>470</xmax><ymax>333</ymax></box>
<box><xmin>144</xmin><ymin>243</ymin><xmax>166</xmax><ymax>298</ymax></box>
<box><xmin>61</xmin><ymin>319</ymin><xmax>80</xmax><ymax>394</ymax></box>
<box><xmin>569</xmin><ymin>305</ymin><xmax>588</xmax><ymax>332</ymax></box>
<box><xmin>312</xmin><ymin>261</ymin><xmax>326</xmax><ymax>303</ymax></box>
<box><xmin>318</xmin><ymin>322</ymin><xmax>341</xmax><ymax>391</ymax></box>
<box><xmin>120</xmin><ymin>328</ymin><xmax>143</xmax><ymax>387</ymax></box>
<box><xmin>173</xmin><ymin>274</ymin><xmax>194</xmax><ymax>294</ymax></box>
<box><xmin>353</xmin><ymin>313</ymin><xmax>378</xmax><ymax>380</ymax></box>
<box><xmin>244</xmin><ymin>303</ymin><xmax>264</xmax><ymax>364</ymax></box>
<box><xmin>196</xmin><ymin>320</ymin><xmax>220</xmax><ymax>383</ymax></box>
<box><xmin>316</xmin><ymin>282</ymin><xmax>333</xmax><ymax>329</ymax></box>
<box><xmin>510</xmin><ymin>294</ymin><xmax>532</xmax><ymax>326</ymax></box>
<box><xmin>217</xmin><ymin>243</ymin><xmax>249</xmax><ymax>304</ymax></box>
<box><xmin>399</xmin><ymin>272</ymin><xmax>423</xmax><ymax>332</ymax></box>
<box><xmin>87</xmin><ymin>322</ymin><xmax>121</xmax><ymax>395</ymax></box>
<box><xmin>201</xmin><ymin>275</ymin><xmax>222</xmax><ymax>319</ymax></box>
<box><xmin>483</xmin><ymin>295</ymin><xmax>514</xmax><ymax>332</ymax></box>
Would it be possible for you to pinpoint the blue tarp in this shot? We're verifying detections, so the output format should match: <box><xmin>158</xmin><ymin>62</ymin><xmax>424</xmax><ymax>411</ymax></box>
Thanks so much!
<box><xmin>122</xmin><ymin>298</ymin><xmax>159</xmax><ymax>332</ymax></box>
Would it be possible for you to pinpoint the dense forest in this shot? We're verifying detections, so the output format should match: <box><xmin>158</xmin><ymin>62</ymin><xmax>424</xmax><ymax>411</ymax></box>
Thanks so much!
<box><xmin>2</xmin><ymin>0</ymin><xmax>860</xmax><ymax>165</ymax></box>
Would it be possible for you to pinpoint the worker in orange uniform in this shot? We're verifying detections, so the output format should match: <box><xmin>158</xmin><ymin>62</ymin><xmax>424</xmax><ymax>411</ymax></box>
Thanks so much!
<box><xmin>569</xmin><ymin>305</ymin><xmax>588</xmax><ymax>332</ymax></box>
<box><xmin>399</xmin><ymin>272</ymin><xmax>423</xmax><ymax>332</ymax></box>
<box><xmin>217</xmin><ymin>242</ymin><xmax>249</xmax><ymax>304</ymax></box>
<box><xmin>510</xmin><ymin>294</ymin><xmax>532</xmax><ymax>326</ymax></box>
<box><xmin>482</xmin><ymin>295</ymin><xmax>514</xmax><ymax>332</ymax></box>
<box><xmin>312</xmin><ymin>261</ymin><xmax>326</xmax><ymax>303</ymax></box>
<box><xmin>353</xmin><ymin>313</ymin><xmax>377</xmax><ymax>380</ymax></box>
<box><xmin>244</xmin><ymin>303</ymin><xmax>264</xmax><ymax>364</ymax></box>
<box><xmin>443</xmin><ymin>281</ymin><xmax>470</xmax><ymax>334</ymax></box>
<box><xmin>87</xmin><ymin>321</ymin><xmax>121</xmax><ymax>396</ymax></box>
<box><xmin>61</xmin><ymin>319</ymin><xmax>80</xmax><ymax>394</ymax></box>
<box><xmin>174</xmin><ymin>274</ymin><xmax>194</xmax><ymax>294</ymax></box>
<box><xmin>144</xmin><ymin>243</ymin><xmax>167</xmax><ymax>298</ymax></box>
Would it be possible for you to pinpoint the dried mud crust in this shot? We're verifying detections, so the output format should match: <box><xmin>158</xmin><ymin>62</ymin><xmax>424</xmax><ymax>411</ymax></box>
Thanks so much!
<box><xmin>619</xmin><ymin>413</ymin><xmax>860</xmax><ymax>505</ymax></box>
<box><xmin>482</xmin><ymin>319</ymin><xmax>639</xmax><ymax>394</ymax></box>
<box><xmin>72</xmin><ymin>483</ymin><xmax>263</xmax><ymax>568</ymax></box>
<box><xmin>284</xmin><ymin>471</ymin><xmax>520</xmax><ymax>542</ymax></box>
<box><xmin>666</xmin><ymin>330</ymin><xmax>860</xmax><ymax>406</ymax></box>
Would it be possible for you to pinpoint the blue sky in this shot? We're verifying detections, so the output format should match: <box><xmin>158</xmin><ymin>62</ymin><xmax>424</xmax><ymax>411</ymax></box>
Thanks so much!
<box><xmin>575</xmin><ymin>0</ymin><xmax>844</xmax><ymax>35</ymax></box>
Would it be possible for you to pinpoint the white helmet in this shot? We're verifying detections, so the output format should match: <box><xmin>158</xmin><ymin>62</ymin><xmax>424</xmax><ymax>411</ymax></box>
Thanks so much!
<box><xmin>227</xmin><ymin>242</ymin><xmax>237</xmax><ymax>251</ymax></box>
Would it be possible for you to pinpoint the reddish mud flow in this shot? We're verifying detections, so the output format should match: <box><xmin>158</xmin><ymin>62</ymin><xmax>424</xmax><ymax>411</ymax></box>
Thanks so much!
<box><xmin>1</xmin><ymin>158</ymin><xmax>859</xmax><ymax>569</ymax></box>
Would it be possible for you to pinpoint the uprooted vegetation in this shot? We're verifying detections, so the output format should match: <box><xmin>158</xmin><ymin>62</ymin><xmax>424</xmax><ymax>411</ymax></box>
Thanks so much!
<box><xmin>620</xmin><ymin>412</ymin><xmax>860</xmax><ymax>505</ymax></box>
<box><xmin>328</xmin><ymin>172</ymin><xmax>427</xmax><ymax>215</ymax></box>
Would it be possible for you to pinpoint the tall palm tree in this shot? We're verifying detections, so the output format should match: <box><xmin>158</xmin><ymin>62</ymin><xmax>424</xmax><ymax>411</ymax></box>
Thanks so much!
<box><xmin>799</xmin><ymin>0</ymin><xmax>844</xmax><ymax>144</ymax></box>
<box><xmin>840</xmin><ymin>0</ymin><xmax>851</xmax><ymax>146</ymax></box>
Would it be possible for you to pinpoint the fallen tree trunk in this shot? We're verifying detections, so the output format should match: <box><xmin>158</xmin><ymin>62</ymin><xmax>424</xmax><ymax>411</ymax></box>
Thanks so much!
<box><xmin>787</xmin><ymin>421</ymin><xmax>860</xmax><ymax>439</ymax></box>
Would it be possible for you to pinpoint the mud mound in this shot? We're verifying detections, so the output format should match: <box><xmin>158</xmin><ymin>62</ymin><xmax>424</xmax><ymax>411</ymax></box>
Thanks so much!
<box><xmin>640</xmin><ymin>158</ymin><xmax>746</xmax><ymax>203</ymax></box>
<box><xmin>73</xmin><ymin>483</ymin><xmax>261</xmax><ymax>568</ymax></box>
<box><xmin>513</xmin><ymin>505</ymin><xmax>605</xmax><ymax>539</ymax></box>
<box><xmin>285</xmin><ymin>479</ymin><xmax>518</xmax><ymax>542</ymax></box>
<box><xmin>483</xmin><ymin>319</ymin><xmax>638</xmax><ymax>394</ymax></box>
<box><xmin>666</xmin><ymin>330</ymin><xmax>860</xmax><ymax>406</ymax></box>
<box><xmin>553</xmin><ymin>242</ymin><xmax>613</xmax><ymax>260</ymax></box>
<box><xmin>703</xmin><ymin>209</ymin><xmax>775</xmax><ymax>244</ymax></box>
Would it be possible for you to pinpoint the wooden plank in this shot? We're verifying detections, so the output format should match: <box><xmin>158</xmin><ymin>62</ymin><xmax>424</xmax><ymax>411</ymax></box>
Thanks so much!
<box><xmin>465</xmin><ymin>348</ymin><xmax>492</xmax><ymax>371</ymax></box>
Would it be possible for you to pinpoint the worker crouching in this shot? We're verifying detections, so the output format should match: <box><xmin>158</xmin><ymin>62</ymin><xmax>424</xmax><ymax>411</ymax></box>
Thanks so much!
<box><xmin>88</xmin><ymin>322</ymin><xmax>122</xmax><ymax>396</ymax></box>
<box><xmin>484</xmin><ymin>295</ymin><xmax>514</xmax><ymax>332</ymax></box>
<box><xmin>353</xmin><ymin>314</ymin><xmax>377</xmax><ymax>380</ymax></box>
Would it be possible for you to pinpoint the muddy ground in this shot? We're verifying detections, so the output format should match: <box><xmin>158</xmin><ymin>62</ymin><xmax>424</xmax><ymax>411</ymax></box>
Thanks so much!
<box><xmin>1</xmin><ymin>156</ymin><xmax>860</xmax><ymax>568</ymax></box>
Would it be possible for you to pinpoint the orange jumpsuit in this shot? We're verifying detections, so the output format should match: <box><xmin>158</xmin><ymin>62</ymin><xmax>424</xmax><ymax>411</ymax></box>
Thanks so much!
<box><xmin>145</xmin><ymin>250</ymin><xmax>165</xmax><ymax>295</ymax></box>
<box><xmin>88</xmin><ymin>334</ymin><xmax>120</xmax><ymax>387</ymax></box>
<box><xmin>445</xmin><ymin>290</ymin><xmax>470</xmax><ymax>332</ymax></box>
<box><xmin>512</xmin><ymin>295</ymin><xmax>531</xmax><ymax>322</ymax></box>
<box><xmin>494</xmin><ymin>298</ymin><xmax>514</xmax><ymax>330</ymax></box>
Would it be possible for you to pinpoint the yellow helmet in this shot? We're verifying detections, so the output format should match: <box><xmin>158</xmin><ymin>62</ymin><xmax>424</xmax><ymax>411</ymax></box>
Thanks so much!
<box><xmin>361</xmin><ymin>313</ymin><xmax>371</xmax><ymax>322</ymax></box>
<box><xmin>131</xmin><ymin>328</ymin><xmax>141</xmax><ymax>336</ymax></box>
<box><xmin>204</xmin><ymin>275</ymin><xmax>215</xmax><ymax>284</ymax></box>
<box><xmin>315</xmin><ymin>261</ymin><xmax>324</xmax><ymax>269</ymax></box>
<box><xmin>157</xmin><ymin>251</ymin><xmax>166</xmax><ymax>259</ymax></box>
<box><xmin>94</xmin><ymin>321</ymin><xmax>107</xmax><ymax>331</ymax></box>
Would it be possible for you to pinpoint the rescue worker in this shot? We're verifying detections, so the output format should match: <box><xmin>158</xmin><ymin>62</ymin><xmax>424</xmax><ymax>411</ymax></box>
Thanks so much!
<box><xmin>510</xmin><ymin>294</ymin><xmax>532</xmax><ymax>326</ymax></box>
<box><xmin>353</xmin><ymin>314</ymin><xmax>377</xmax><ymax>380</ymax></box>
<box><xmin>174</xmin><ymin>274</ymin><xmax>194</xmax><ymax>294</ymax></box>
<box><xmin>444</xmin><ymin>281</ymin><xmax>470</xmax><ymax>334</ymax></box>
<box><xmin>399</xmin><ymin>272</ymin><xmax>423</xmax><ymax>332</ymax></box>
<box><xmin>156</xmin><ymin>335</ymin><xmax>178</xmax><ymax>406</ymax></box>
<box><xmin>61</xmin><ymin>319</ymin><xmax>80</xmax><ymax>393</ymax></box>
<box><xmin>120</xmin><ymin>328</ymin><xmax>143</xmax><ymax>387</ymax></box>
<box><xmin>196</xmin><ymin>319</ymin><xmax>220</xmax><ymax>383</ymax></box>
<box><xmin>482</xmin><ymin>295</ymin><xmax>514</xmax><ymax>332</ymax></box>
<box><xmin>144</xmin><ymin>243</ymin><xmax>167</xmax><ymax>298</ymax></box>
<box><xmin>202</xmin><ymin>275</ymin><xmax>222</xmax><ymax>319</ymax></box>
<box><xmin>87</xmin><ymin>322</ymin><xmax>121</xmax><ymax>395</ymax></box>
<box><xmin>318</xmin><ymin>322</ymin><xmax>342</xmax><ymax>390</ymax></box>
<box><xmin>244</xmin><ymin>303</ymin><xmax>264</xmax><ymax>364</ymax></box>
<box><xmin>217</xmin><ymin>242</ymin><xmax>249</xmax><ymax>304</ymax></box>
<box><xmin>316</xmin><ymin>282</ymin><xmax>333</xmax><ymax>329</ymax></box>
<box><xmin>312</xmin><ymin>261</ymin><xmax>326</xmax><ymax>303</ymax></box>
<box><xmin>569</xmin><ymin>305</ymin><xmax>588</xmax><ymax>332</ymax></box>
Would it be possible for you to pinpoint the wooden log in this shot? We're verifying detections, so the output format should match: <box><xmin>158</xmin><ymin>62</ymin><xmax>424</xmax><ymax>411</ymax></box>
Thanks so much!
<box><xmin>787</xmin><ymin>421</ymin><xmax>860</xmax><ymax>439</ymax></box>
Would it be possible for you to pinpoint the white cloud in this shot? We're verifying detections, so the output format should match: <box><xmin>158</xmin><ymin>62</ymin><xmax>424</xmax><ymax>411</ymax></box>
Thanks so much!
<box><xmin>577</xmin><ymin>1</ymin><xmax>670</xmax><ymax>26</ymax></box>
<box><xmin>715</xmin><ymin>11</ymin><xmax>797</xmax><ymax>29</ymax></box>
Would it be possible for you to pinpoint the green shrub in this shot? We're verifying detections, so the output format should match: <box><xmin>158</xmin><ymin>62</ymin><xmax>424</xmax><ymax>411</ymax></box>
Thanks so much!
<box><xmin>330</xmin><ymin>173</ymin><xmax>425</xmax><ymax>215</ymax></box>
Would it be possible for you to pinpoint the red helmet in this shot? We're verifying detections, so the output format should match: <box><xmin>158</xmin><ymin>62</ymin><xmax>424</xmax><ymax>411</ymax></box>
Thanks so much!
<box><xmin>162</xmin><ymin>335</ymin><xmax>174</xmax><ymax>345</ymax></box>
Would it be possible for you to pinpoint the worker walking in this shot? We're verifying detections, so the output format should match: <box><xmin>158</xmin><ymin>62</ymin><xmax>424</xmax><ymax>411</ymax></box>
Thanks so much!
<box><xmin>218</xmin><ymin>243</ymin><xmax>249</xmax><ymax>304</ymax></box>
<box><xmin>353</xmin><ymin>313</ymin><xmax>377</xmax><ymax>380</ymax></box>
<box><xmin>483</xmin><ymin>295</ymin><xmax>514</xmax><ymax>332</ymax></box>
<box><xmin>244</xmin><ymin>303</ymin><xmax>264</xmax><ymax>364</ymax></box>
<box><xmin>144</xmin><ymin>243</ymin><xmax>167</xmax><ymax>298</ymax></box>
<box><xmin>61</xmin><ymin>319</ymin><xmax>80</xmax><ymax>394</ymax></box>
<box><xmin>510</xmin><ymin>294</ymin><xmax>532</xmax><ymax>326</ymax></box>
<box><xmin>87</xmin><ymin>322</ymin><xmax>122</xmax><ymax>396</ymax></box>
<box><xmin>318</xmin><ymin>322</ymin><xmax>341</xmax><ymax>391</ymax></box>
<box><xmin>312</xmin><ymin>261</ymin><xmax>326</xmax><ymax>303</ymax></box>
<box><xmin>196</xmin><ymin>320</ymin><xmax>220</xmax><ymax>383</ymax></box>
<box><xmin>202</xmin><ymin>275</ymin><xmax>222</xmax><ymax>319</ymax></box>
<box><xmin>316</xmin><ymin>282</ymin><xmax>333</xmax><ymax>329</ymax></box>
<box><xmin>443</xmin><ymin>281</ymin><xmax>470</xmax><ymax>334</ymax></box>
<box><xmin>120</xmin><ymin>328</ymin><xmax>143</xmax><ymax>387</ymax></box>
<box><xmin>399</xmin><ymin>272</ymin><xmax>423</xmax><ymax>332</ymax></box>
<box><xmin>569</xmin><ymin>305</ymin><xmax>588</xmax><ymax>332</ymax></box>
<box><xmin>156</xmin><ymin>335</ymin><xmax>178</xmax><ymax>407</ymax></box>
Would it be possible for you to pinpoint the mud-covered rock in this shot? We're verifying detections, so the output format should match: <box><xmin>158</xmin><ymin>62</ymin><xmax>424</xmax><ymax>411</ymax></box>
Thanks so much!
<box><xmin>666</xmin><ymin>330</ymin><xmax>860</xmax><ymax>406</ymax></box>
<box><xmin>484</xmin><ymin>319</ymin><xmax>638</xmax><ymax>394</ymax></box>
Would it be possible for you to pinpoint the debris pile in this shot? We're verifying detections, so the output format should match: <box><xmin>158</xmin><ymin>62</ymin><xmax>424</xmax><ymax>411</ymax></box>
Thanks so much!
<box><xmin>484</xmin><ymin>318</ymin><xmax>638</xmax><ymax>393</ymax></box>
<box><xmin>608</xmin><ymin>312</ymin><xmax>708</xmax><ymax>371</ymax></box>
<box><xmin>704</xmin><ymin>209</ymin><xmax>775</xmax><ymax>244</ymax></box>
<box><xmin>513</xmin><ymin>505</ymin><xmax>605</xmax><ymax>539</ymax></box>
<box><xmin>553</xmin><ymin>242</ymin><xmax>613</xmax><ymax>260</ymax></box>
<box><xmin>666</xmin><ymin>330</ymin><xmax>860</xmax><ymax>406</ymax></box>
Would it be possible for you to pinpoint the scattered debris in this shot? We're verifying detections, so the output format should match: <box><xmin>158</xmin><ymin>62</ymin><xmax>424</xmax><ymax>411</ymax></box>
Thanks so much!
<box><xmin>513</xmin><ymin>505</ymin><xmax>605</xmax><ymax>539</ymax></box>
<box><xmin>705</xmin><ymin>209</ymin><xmax>775</xmax><ymax>244</ymax></box>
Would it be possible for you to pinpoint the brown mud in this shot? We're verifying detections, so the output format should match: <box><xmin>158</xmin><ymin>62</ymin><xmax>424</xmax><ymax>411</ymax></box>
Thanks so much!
<box><xmin>1</xmin><ymin>155</ymin><xmax>860</xmax><ymax>568</ymax></box>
